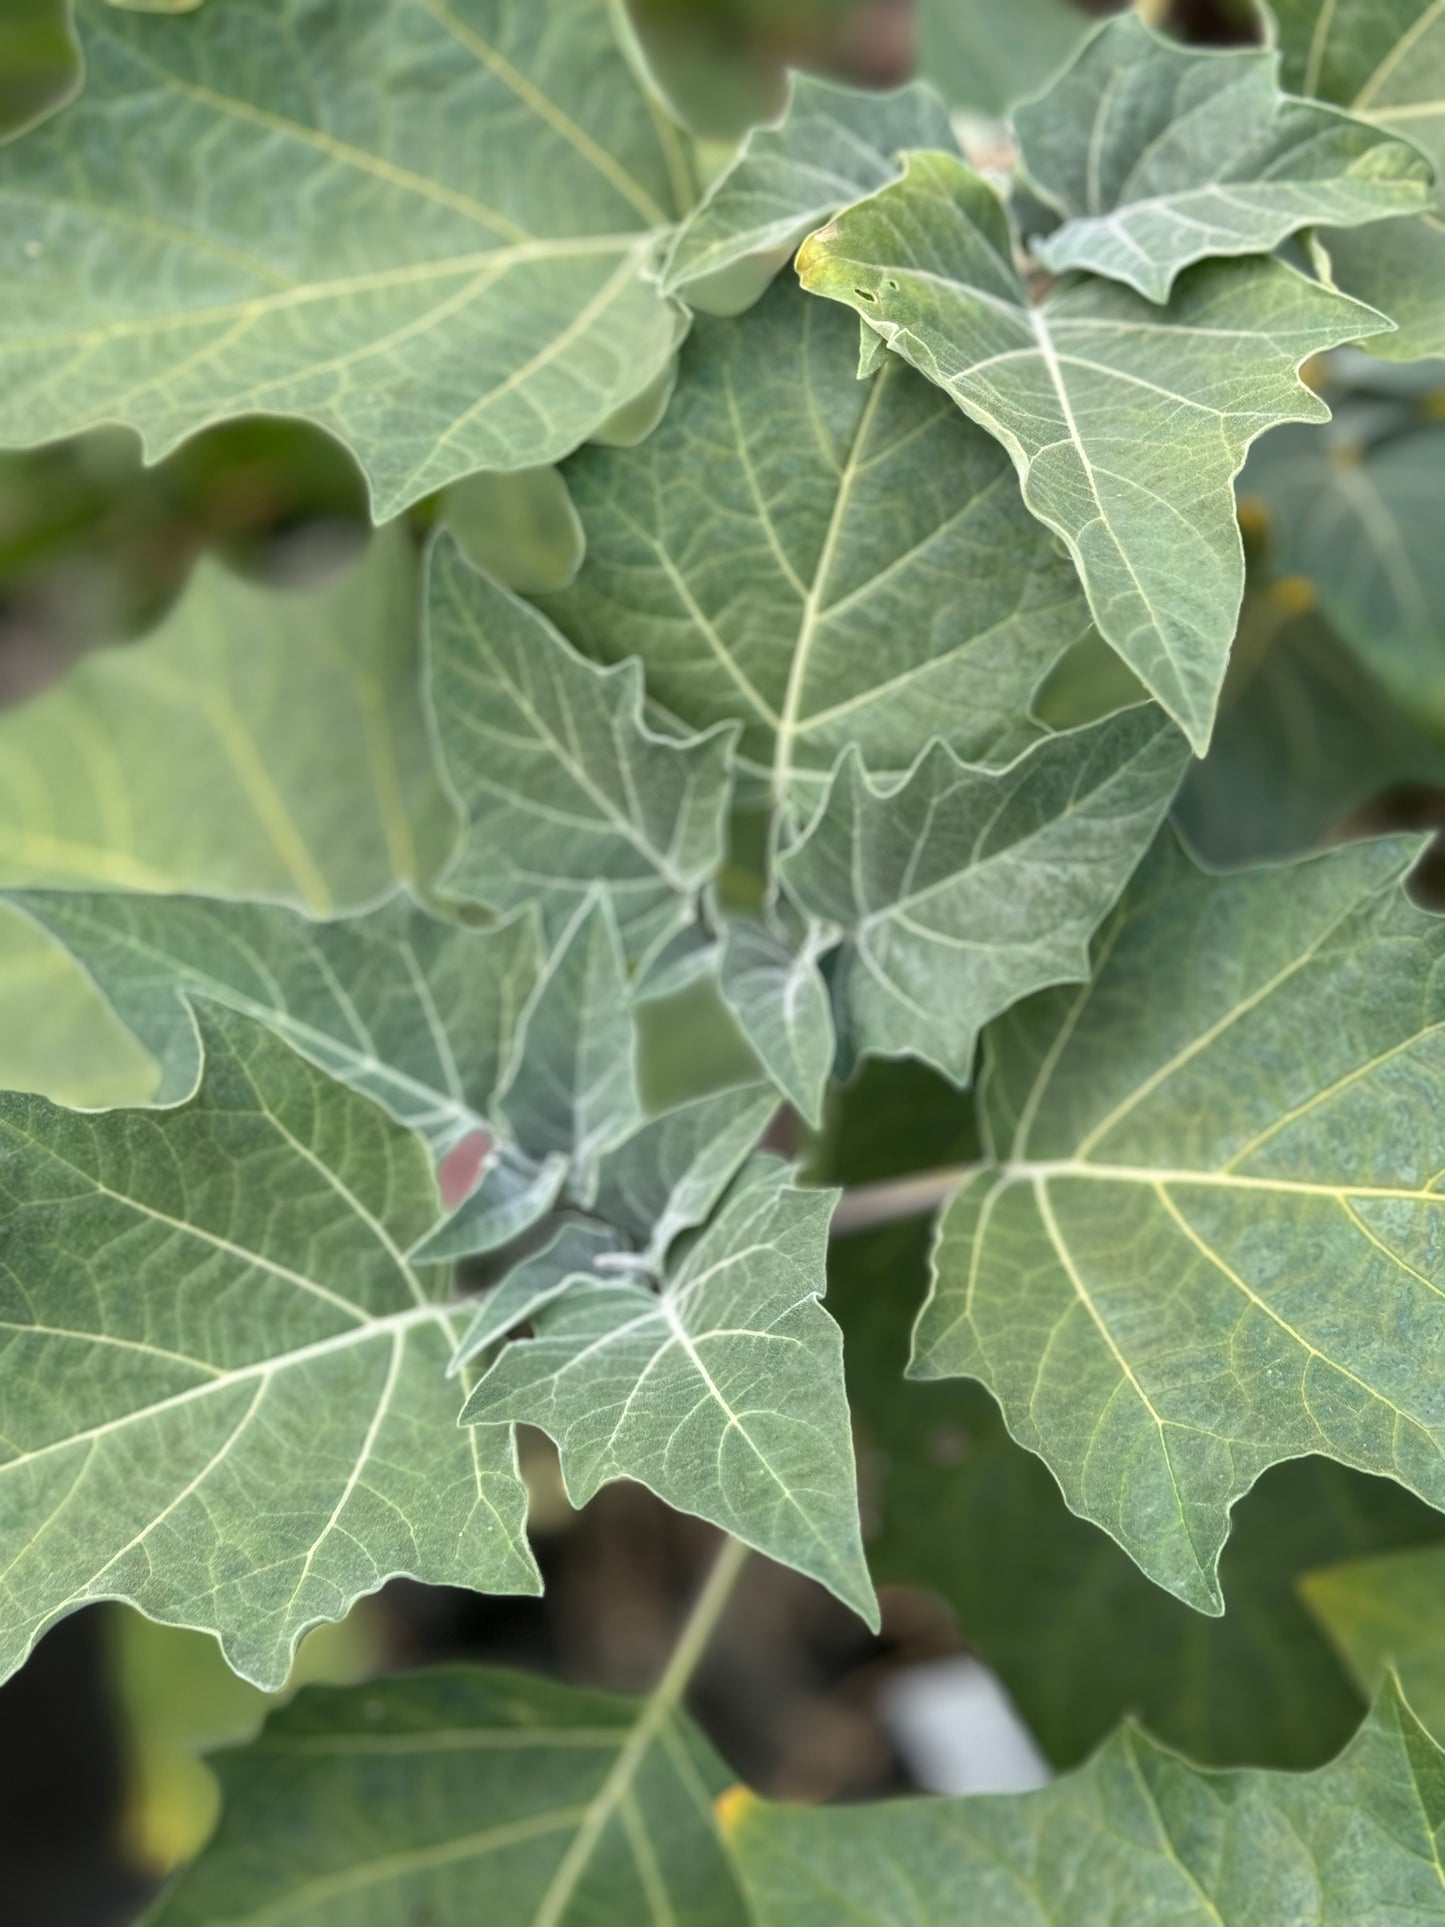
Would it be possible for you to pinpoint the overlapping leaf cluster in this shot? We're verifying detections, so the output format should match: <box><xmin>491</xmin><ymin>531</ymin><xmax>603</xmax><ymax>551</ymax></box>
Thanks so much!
<box><xmin>3</xmin><ymin>0</ymin><xmax>1445</xmax><ymax>1918</ymax></box>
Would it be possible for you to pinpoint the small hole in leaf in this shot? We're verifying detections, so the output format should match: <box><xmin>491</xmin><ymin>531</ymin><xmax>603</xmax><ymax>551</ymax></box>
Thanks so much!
<box><xmin>854</xmin><ymin>286</ymin><xmax>877</xmax><ymax>304</ymax></box>
<box><xmin>884</xmin><ymin>278</ymin><xmax>899</xmax><ymax>291</ymax></box>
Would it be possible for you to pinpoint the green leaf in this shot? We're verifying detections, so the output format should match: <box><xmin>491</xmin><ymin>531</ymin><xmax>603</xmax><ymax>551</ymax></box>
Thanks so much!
<box><xmin>591</xmin><ymin>1081</ymin><xmax>779</xmax><ymax>1268</ymax></box>
<box><xmin>462</xmin><ymin>1161</ymin><xmax>878</xmax><ymax>1625</ymax></box>
<box><xmin>1274</xmin><ymin>0</ymin><xmax>1445</xmax><ymax>362</ymax></box>
<box><xmin>915</xmin><ymin>829</ymin><xmax>1445</xmax><ymax>1614</ymax></box>
<box><xmin>451</xmin><ymin>1221</ymin><xmax>616</xmax><ymax>1371</ymax></box>
<box><xmin>0</xmin><ymin>528</ymin><xmax>454</xmax><ymax>1108</ymax></box>
<box><xmin>417</xmin><ymin>893</ymin><xmax>640</xmax><ymax>1261</ymax></box>
<box><xmin>1016</xmin><ymin>14</ymin><xmax>1431</xmax><ymax>303</ymax></box>
<box><xmin>777</xmin><ymin>707</ymin><xmax>1187</xmax><ymax>1083</ymax></box>
<box><xmin>147</xmin><ymin>1666</ymin><xmax>748</xmax><ymax>1926</ymax></box>
<box><xmin>0</xmin><ymin>911</ymin><xmax>156</xmax><ymax>1109</ymax></box>
<box><xmin>0</xmin><ymin>529</ymin><xmax>451</xmax><ymax>910</ymax></box>
<box><xmin>440</xmin><ymin>464</ymin><xmax>585</xmax><ymax>596</ymax></box>
<box><xmin>1175</xmin><ymin>593</ymin><xmax>1445</xmax><ymax>870</ymax></box>
<box><xmin>0</xmin><ymin>1003</ymin><xmax>537</xmax><ymax>1692</ymax></box>
<box><xmin>3</xmin><ymin>887</ymin><xmax>542</xmax><ymax>1151</ymax></box>
<box><xmin>915</xmin><ymin>0</ymin><xmax>1092</xmax><ymax>118</ymax></box>
<box><xmin>662</xmin><ymin>75</ymin><xmax>955</xmax><ymax>309</ymax></box>
<box><xmin>1302</xmin><ymin>1544</ymin><xmax>1445</xmax><ymax>1742</ymax></box>
<box><xmin>427</xmin><ymin>536</ymin><xmax>735</xmax><ymax>968</ymax></box>
<box><xmin>735</xmin><ymin>1682</ymin><xmax>1445</xmax><ymax>1925</ymax></box>
<box><xmin>795</xmin><ymin>150</ymin><xmax>1389</xmax><ymax>750</ymax></box>
<box><xmin>834</xmin><ymin>1213</ymin><xmax>1445</xmax><ymax>1770</ymax></box>
<box><xmin>544</xmin><ymin>276</ymin><xmax>1089</xmax><ymax>806</ymax></box>
<box><xmin>718</xmin><ymin>916</ymin><xmax>835</xmax><ymax>1128</ymax></box>
<box><xmin>1242</xmin><ymin>402</ymin><xmax>1445</xmax><ymax>729</ymax></box>
<box><xmin>0</xmin><ymin>0</ymin><xmax>691</xmax><ymax>517</ymax></box>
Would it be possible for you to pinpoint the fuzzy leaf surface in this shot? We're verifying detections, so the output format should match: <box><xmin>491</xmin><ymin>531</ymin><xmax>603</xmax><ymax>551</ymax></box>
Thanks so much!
<box><xmin>662</xmin><ymin>75</ymin><xmax>954</xmax><ymax>305</ymax></box>
<box><xmin>1017</xmin><ymin>14</ymin><xmax>1431</xmax><ymax>302</ymax></box>
<box><xmin>796</xmin><ymin>150</ymin><xmax>1388</xmax><ymax>750</ymax></box>
<box><xmin>916</xmin><ymin>831</ymin><xmax>1445</xmax><ymax>1613</ymax></box>
<box><xmin>736</xmin><ymin>1684</ymin><xmax>1445</xmax><ymax>1925</ymax></box>
<box><xmin>835</xmin><ymin>1213</ymin><xmax>1445</xmax><ymax>1771</ymax></box>
<box><xmin>4</xmin><ymin>888</ymin><xmax>541</xmax><ymax>1152</ymax></box>
<box><xmin>417</xmin><ymin>894</ymin><xmax>640</xmax><ymax>1261</ymax></box>
<box><xmin>546</xmin><ymin>278</ymin><xmax>1089</xmax><ymax>806</ymax></box>
<box><xmin>148</xmin><ymin>1667</ymin><xmax>747</xmax><ymax>1926</ymax></box>
<box><xmin>1275</xmin><ymin>0</ymin><xmax>1445</xmax><ymax>361</ymax></box>
<box><xmin>462</xmin><ymin>1162</ymin><xmax>876</xmax><ymax>1625</ymax></box>
<box><xmin>0</xmin><ymin>0</ymin><xmax>690</xmax><ymax>517</ymax></box>
<box><xmin>0</xmin><ymin>1005</ymin><xmax>537</xmax><ymax>1692</ymax></box>
<box><xmin>428</xmin><ymin>537</ymin><xmax>734</xmax><ymax>966</ymax></box>
<box><xmin>718</xmin><ymin>917</ymin><xmax>835</xmax><ymax>1128</ymax></box>
<box><xmin>777</xmin><ymin>706</ymin><xmax>1187</xmax><ymax>1083</ymax></box>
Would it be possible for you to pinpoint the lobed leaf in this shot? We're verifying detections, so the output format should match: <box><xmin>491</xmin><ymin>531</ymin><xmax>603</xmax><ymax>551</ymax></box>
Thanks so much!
<box><xmin>545</xmin><ymin>277</ymin><xmax>1089</xmax><ymax>807</ymax></box>
<box><xmin>916</xmin><ymin>830</ymin><xmax>1445</xmax><ymax>1613</ymax></box>
<box><xmin>0</xmin><ymin>1004</ymin><xmax>537</xmax><ymax>1692</ymax></box>
<box><xmin>462</xmin><ymin>1161</ymin><xmax>877</xmax><ymax>1625</ymax></box>
<box><xmin>795</xmin><ymin>150</ymin><xmax>1389</xmax><ymax>750</ymax></box>
<box><xmin>427</xmin><ymin>536</ymin><xmax>735</xmax><ymax>969</ymax></box>
<box><xmin>0</xmin><ymin>0</ymin><xmax>692</xmax><ymax>517</ymax></box>
<box><xmin>662</xmin><ymin>74</ymin><xmax>955</xmax><ymax>309</ymax></box>
<box><xmin>4</xmin><ymin>887</ymin><xmax>542</xmax><ymax>1151</ymax></box>
<box><xmin>1274</xmin><ymin>0</ymin><xmax>1445</xmax><ymax>362</ymax></box>
<box><xmin>717</xmin><ymin>916</ymin><xmax>835</xmax><ymax>1128</ymax></box>
<box><xmin>777</xmin><ymin>706</ymin><xmax>1188</xmax><ymax>1083</ymax></box>
<box><xmin>735</xmin><ymin>1683</ymin><xmax>1445</xmax><ymax>1925</ymax></box>
<box><xmin>914</xmin><ymin>0</ymin><xmax>1092</xmax><ymax>117</ymax></box>
<box><xmin>1016</xmin><ymin>14</ymin><xmax>1431</xmax><ymax>303</ymax></box>
<box><xmin>147</xmin><ymin>1666</ymin><xmax>748</xmax><ymax>1925</ymax></box>
<box><xmin>1302</xmin><ymin>1544</ymin><xmax>1445</xmax><ymax>1743</ymax></box>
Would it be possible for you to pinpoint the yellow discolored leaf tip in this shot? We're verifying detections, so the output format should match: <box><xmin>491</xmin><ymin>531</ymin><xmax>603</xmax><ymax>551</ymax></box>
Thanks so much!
<box><xmin>713</xmin><ymin>1783</ymin><xmax>758</xmax><ymax>1838</ymax></box>
<box><xmin>1270</xmin><ymin>574</ymin><xmax>1317</xmax><ymax>616</ymax></box>
<box><xmin>794</xmin><ymin>226</ymin><xmax>837</xmax><ymax>286</ymax></box>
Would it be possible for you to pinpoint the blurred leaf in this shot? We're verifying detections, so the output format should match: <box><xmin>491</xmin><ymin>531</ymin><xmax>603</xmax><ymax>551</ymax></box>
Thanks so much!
<box><xmin>111</xmin><ymin>1603</ymin><xmax>381</xmax><ymax>1878</ymax></box>
<box><xmin>915</xmin><ymin>0</ymin><xmax>1093</xmax><ymax>116</ymax></box>
<box><xmin>1243</xmin><ymin>405</ymin><xmax>1445</xmax><ymax>730</ymax></box>
<box><xmin>438</xmin><ymin>466</ymin><xmax>586</xmax><ymax>596</ymax></box>
<box><xmin>1302</xmin><ymin>1544</ymin><xmax>1445</xmax><ymax>1743</ymax></box>
<box><xmin>718</xmin><ymin>914</ymin><xmax>835</xmax><ymax>1126</ymax></box>
<box><xmin>0</xmin><ymin>0</ymin><xmax>692</xmax><ymax>517</ymax></box>
<box><xmin>148</xmin><ymin>1665</ymin><xmax>748</xmax><ymax>1925</ymax></box>
<box><xmin>1176</xmin><ymin>593</ymin><xmax>1445</xmax><ymax>869</ymax></box>
<box><xmin>1016</xmin><ymin>14</ymin><xmax>1430</xmax><ymax>302</ymax></box>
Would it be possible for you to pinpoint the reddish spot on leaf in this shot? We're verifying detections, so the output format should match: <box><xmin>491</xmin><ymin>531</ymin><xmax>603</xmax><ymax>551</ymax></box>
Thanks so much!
<box><xmin>438</xmin><ymin>1130</ymin><xmax>493</xmax><ymax>1207</ymax></box>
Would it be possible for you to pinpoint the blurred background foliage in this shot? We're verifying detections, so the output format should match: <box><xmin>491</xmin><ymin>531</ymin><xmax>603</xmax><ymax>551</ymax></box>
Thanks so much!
<box><xmin>2</xmin><ymin>0</ymin><xmax>1443</xmax><ymax>1920</ymax></box>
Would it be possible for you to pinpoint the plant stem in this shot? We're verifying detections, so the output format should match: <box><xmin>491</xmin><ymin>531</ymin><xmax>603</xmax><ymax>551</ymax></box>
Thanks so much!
<box><xmin>830</xmin><ymin>1164</ymin><xmax>978</xmax><ymax>1235</ymax></box>
<box><xmin>531</xmin><ymin>1535</ymin><xmax>749</xmax><ymax>1927</ymax></box>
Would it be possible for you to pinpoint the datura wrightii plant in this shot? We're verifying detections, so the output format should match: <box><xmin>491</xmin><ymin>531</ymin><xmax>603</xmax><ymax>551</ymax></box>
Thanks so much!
<box><xmin>4</xmin><ymin>0</ymin><xmax>1445</xmax><ymax>1918</ymax></box>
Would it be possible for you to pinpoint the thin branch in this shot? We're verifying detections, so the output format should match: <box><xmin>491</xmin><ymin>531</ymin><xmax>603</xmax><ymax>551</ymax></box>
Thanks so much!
<box><xmin>829</xmin><ymin>1164</ymin><xmax>978</xmax><ymax>1236</ymax></box>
